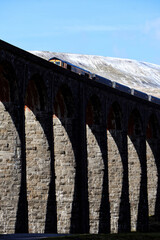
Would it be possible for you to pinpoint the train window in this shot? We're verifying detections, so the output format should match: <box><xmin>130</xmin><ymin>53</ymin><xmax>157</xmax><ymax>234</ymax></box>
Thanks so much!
<box><xmin>85</xmin><ymin>73</ymin><xmax>89</xmax><ymax>78</ymax></box>
<box><xmin>55</xmin><ymin>61</ymin><xmax>61</xmax><ymax>66</ymax></box>
<box><xmin>67</xmin><ymin>64</ymin><xmax>71</xmax><ymax>70</ymax></box>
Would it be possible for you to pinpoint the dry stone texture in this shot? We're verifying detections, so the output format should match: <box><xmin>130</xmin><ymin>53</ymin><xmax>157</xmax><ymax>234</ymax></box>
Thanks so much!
<box><xmin>54</xmin><ymin>117</ymin><xmax>76</xmax><ymax>233</ymax></box>
<box><xmin>108</xmin><ymin>130</ymin><xmax>123</xmax><ymax>233</ymax></box>
<box><xmin>0</xmin><ymin>40</ymin><xmax>160</xmax><ymax>234</ymax></box>
<box><xmin>87</xmin><ymin>125</ymin><xmax>104</xmax><ymax>233</ymax></box>
<box><xmin>25</xmin><ymin>108</ymin><xmax>50</xmax><ymax>233</ymax></box>
<box><xmin>0</xmin><ymin>103</ymin><xmax>21</xmax><ymax>233</ymax></box>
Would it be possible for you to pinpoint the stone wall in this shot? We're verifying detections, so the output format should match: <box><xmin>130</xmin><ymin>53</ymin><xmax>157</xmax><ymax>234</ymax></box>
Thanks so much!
<box><xmin>0</xmin><ymin>103</ymin><xmax>21</xmax><ymax>233</ymax></box>
<box><xmin>128</xmin><ymin>136</ymin><xmax>142</xmax><ymax>231</ymax></box>
<box><xmin>87</xmin><ymin>125</ymin><xmax>104</xmax><ymax>233</ymax></box>
<box><xmin>25</xmin><ymin>109</ymin><xmax>51</xmax><ymax>233</ymax></box>
<box><xmin>108</xmin><ymin>130</ymin><xmax>123</xmax><ymax>233</ymax></box>
<box><xmin>54</xmin><ymin>117</ymin><xmax>76</xmax><ymax>233</ymax></box>
<box><xmin>1</xmin><ymin>40</ymin><xmax>160</xmax><ymax>234</ymax></box>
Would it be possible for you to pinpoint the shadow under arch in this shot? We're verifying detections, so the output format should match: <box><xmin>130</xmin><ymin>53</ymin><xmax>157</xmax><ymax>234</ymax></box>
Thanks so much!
<box><xmin>0</xmin><ymin>61</ymin><xmax>28</xmax><ymax>233</ymax></box>
<box><xmin>86</xmin><ymin>94</ymin><xmax>110</xmax><ymax>234</ymax></box>
<box><xmin>107</xmin><ymin>102</ymin><xmax>130</xmax><ymax>233</ymax></box>
<box><xmin>25</xmin><ymin>74</ymin><xmax>47</xmax><ymax>112</ymax></box>
<box><xmin>146</xmin><ymin>114</ymin><xmax>160</xmax><ymax>222</ymax></box>
<box><xmin>53</xmin><ymin>84</ymin><xmax>81</xmax><ymax>233</ymax></box>
<box><xmin>54</xmin><ymin>84</ymin><xmax>74</xmax><ymax>119</ymax></box>
<box><xmin>25</xmin><ymin>74</ymin><xmax>57</xmax><ymax>233</ymax></box>
<box><xmin>128</xmin><ymin>109</ymin><xmax>148</xmax><ymax>232</ymax></box>
<box><xmin>0</xmin><ymin>61</ymin><xmax>19</xmax><ymax>103</ymax></box>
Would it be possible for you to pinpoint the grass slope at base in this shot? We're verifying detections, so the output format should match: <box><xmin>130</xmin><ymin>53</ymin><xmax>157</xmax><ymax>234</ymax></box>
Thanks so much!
<box><xmin>43</xmin><ymin>233</ymin><xmax>160</xmax><ymax>240</ymax></box>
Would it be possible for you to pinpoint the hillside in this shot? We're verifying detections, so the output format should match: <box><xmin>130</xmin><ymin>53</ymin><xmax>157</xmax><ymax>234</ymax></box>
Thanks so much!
<box><xmin>29</xmin><ymin>51</ymin><xmax>160</xmax><ymax>98</ymax></box>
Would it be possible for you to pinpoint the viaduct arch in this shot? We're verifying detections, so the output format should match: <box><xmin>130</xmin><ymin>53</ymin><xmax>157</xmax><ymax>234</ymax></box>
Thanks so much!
<box><xmin>0</xmin><ymin>40</ymin><xmax>160</xmax><ymax>234</ymax></box>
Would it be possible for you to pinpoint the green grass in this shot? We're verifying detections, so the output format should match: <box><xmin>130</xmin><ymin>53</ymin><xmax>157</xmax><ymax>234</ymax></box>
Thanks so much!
<box><xmin>149</xmin><ymin>216</ymin><xmax>160</xmax><ymax>232</ymax></box>
<box><xmin>43</xmin><ymin>216</ymin><xmax>160</xmax><ymax>240</ymax></box>
<box><xmin>43</xmin><ymin>232</ymin><xmax>160</xmax><ymax>240</ymax></box>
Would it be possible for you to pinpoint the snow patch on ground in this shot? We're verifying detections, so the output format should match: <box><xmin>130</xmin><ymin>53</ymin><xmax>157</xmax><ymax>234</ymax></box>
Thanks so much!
<box><xmin>29</xmin><ymin>51</ymin><xmax>160</xmax><ymax>97</ymax></box>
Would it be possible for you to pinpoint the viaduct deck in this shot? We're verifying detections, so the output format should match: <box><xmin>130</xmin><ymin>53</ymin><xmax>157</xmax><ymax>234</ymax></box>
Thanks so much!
<box><xmin>0</xmin><ymin>40</ymin><xmax>160</xmax><ymax>234</ymax></box>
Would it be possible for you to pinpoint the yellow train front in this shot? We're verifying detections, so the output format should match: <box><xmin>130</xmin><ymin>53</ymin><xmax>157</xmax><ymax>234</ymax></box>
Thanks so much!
<box><xmin>49</xmin><ymin>57</ymin><xmax>91</xmax><ymax>78</ymax></box>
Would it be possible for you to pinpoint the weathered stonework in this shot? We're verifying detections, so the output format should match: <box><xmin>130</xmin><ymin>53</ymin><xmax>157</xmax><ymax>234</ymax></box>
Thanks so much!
<box><xmin>146</xmin><ymin>141</ymin><xmax>157</xmax><ymax>216</ymax></box>
<box><xmin>25</xmin><ymin>108</ymin><xmax>51</xmax><ymax>233</ymax></box>
<box><xmin>128</xmin><ymin>136</ymin><xmax>141</xmax><ymax>231</ymax></box>
<box><xmin>87</xmin><ymin>125</ymin><xmax>104</xmax><ymax>233</ymax></box>
<box><xmin>108</xmin><ymin>130</ymin><xmax>123</xmax><ymax>233</ymax></box>
<box><xmin>0</xmin><ymin>40</ymin><xmax>160</xmax><ymax>234</ymax></box>
<box><xmin>54</xmin><ymin>117</ymin><xmax>76</xmax><ymax>233</ymax></box>
<box><xmin>0</xmin><ymin>103</ymin><xmax>21</xmax><ymax>234</ymax></box>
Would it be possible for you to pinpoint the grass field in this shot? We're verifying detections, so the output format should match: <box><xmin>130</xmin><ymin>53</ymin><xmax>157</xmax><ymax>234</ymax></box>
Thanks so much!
<box><xmin>43</xmin><ymin>215</ymin><xmax>160</xmax><ymax>239</ymax></box>
<box><xmin>43</xmin><ymin>232</ymin><xmax>160</xmax><ymax>240</ymax></box>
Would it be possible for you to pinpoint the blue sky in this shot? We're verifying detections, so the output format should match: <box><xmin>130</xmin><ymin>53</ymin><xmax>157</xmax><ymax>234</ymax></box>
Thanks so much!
<box><xmin>1</xmin><ymin>0</ymin><xmax>160</xmax><ymax>64</ymax></box>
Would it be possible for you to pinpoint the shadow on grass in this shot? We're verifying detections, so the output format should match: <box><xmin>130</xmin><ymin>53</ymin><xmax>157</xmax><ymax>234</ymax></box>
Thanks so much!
<box><xmin>43</xmin><ymin>232</ymin><xmax>160</xmax><ymax>240</ymax></box>
<box><xmin>149</xmin><ymin>215</ymin><xmax>160</xmax><ymax>232</ymax></box>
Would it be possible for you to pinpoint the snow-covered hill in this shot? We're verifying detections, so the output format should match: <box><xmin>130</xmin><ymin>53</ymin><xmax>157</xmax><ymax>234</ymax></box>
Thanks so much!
<box><xmin>29</xmin><ymin>51</ymin><xmax>160</xmax><ymax>97</ymax></box>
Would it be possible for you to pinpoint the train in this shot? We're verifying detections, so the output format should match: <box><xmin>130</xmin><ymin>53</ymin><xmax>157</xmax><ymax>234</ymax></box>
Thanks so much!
<box><xmin>49</xmin><ymin>57</ymin><xmax>92</xmax><ymax>79</ymax></box>
<box><xmin>49</xmin><ymin>57</ymin><xmax>160</xmax><ymax>105</ymax></box>
<box><xmin>49</xmin><ymin>57</ymin><xmax>113</xmax><ymax>86</ymax></box>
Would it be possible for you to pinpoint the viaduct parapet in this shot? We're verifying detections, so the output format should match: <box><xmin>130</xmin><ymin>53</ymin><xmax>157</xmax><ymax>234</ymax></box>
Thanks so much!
<box><xmin>0</xmin><ymin>40</ymin><xmax>160</xmax><ymax>234</ymax></box>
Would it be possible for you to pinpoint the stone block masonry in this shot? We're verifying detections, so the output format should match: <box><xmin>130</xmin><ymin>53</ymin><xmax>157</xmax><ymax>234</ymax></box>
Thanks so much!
<box><xmin>0</xmin><ymin>40</ymin><xmax>160</xmax><ymax>234</ymax></box>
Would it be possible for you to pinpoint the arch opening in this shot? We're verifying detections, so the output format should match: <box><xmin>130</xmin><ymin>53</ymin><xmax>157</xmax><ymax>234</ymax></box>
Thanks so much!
<box><xmin>127</xmin><ymin>109</ymin><xmax>148</xmax><ymax>232</ymax></box>
<box><xmin>25</xmin><ymin>75</ymin><xmax>51</xmax><ymax>233</ymax></box>
<box><xmin>128</xmin><ymin>109</ymin><xmax>143</xmax><ymax>137</ymax></box>
<box><xmin>107</xmin><ymin>102</ymin><xmax>126</xmax><ymax>233</ymax></box>
<box><xmin>0</xmin><ymin>61</ymin><xmax>21</xmax><ymax>233</ymax></box>
<box><xmin>146</xmin><ymin>114</ymin><xmax>160</xmax><ymax>222</ymax></box>
<box><xmin>0</xmin><ymin>64</ymin><xmax>10</xmax><ymax>102</ymax></box>
<box><xmin>107</xmin><ymin>102</ymin><xmax>122</xmax><ymax>131</ymax></box>
<box><xmin>86</xmin><ymin>95</ymin><xmax>101</xmax><ymax>127</ymax></box>
<box><xmin>25</xmin><ymin>75</ymin><xmax>47</xmax><ymax>113</ymax></box>
<box><xmin>86</xmin><ymin>95</ymin><xmax>107</xmax><ymax>233</ymax></box>
<box><xmin>53</xmin><ymin>84</ymin><xmax>79</xmax><ymax>233</ymax></box>
<box><xmin>54</xmin><ymin>84</ymin><xmax>74</xmax><ymax>119</ymax></box>
<box><xmin>146</xmin><ymin>114</ymin><xmax>159</xmax><ymax>139</ymax></box>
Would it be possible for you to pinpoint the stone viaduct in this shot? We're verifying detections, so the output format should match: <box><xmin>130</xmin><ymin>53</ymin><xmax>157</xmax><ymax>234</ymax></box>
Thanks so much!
<box><xmin>0</xmin><ymin>40</ymin><xmax>160</xmax><ymax>234</ymax></box>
